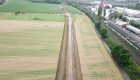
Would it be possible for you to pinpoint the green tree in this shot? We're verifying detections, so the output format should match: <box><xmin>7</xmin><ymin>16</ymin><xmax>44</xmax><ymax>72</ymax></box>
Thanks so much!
<box><xmin>111</xmin><ymin>43</ymin><xmax>132</xmax><ymax>66</ymax></box>
<box><xmin>129</xmin><ymin>20</ymin><xmax>134</xmax><ymax>25</ymax></box>
<box><xmin>135</xmin><ymin>3</ymin><xmax>140</xmax><ymax>9</ymax></box>
<box><xmin>119</xmin><ymin>54</ymin><xmax>132</xmax><ymax>66</ymax></box>
<box><xmin>100</xmin><ymin>28</ymin><xmax>108</xmax><ymax>38</ymax></box>
<box><xmin>119</xmin><ymin>13</ymin><xmax>123</xmax><ymax>19</ymax></box>
<box><xmin>122</xmin><ymin>17</ymin><xmax>129</xmax><ymax>22</ymax></box>
<box><xmin>114</xmin><ymin>11</ymin><xmax>119</xmax><ymax>19</ymax></box>
<box><xmin>98</xmin><ymin>5</ymin><xmax>102</xmax><ymax>16</ymax></box>
<box><xmin>126</xmin><ymin>5</ymin><xmax>131</xmax><ymax>8</ymax></box>
<box><xmin>104</xmin><ymin>8</ymin><xmax>106</xmax><ymax>17</ymax></box>
<box><xmin>95</xmin><ymin>22</ymin><xmax>101</xmax><ymax>30</ymax></box>
<box><xmin>99</xmin><ymin>15</ymin><xmax>104</xmax><ymax>20</ymax></box>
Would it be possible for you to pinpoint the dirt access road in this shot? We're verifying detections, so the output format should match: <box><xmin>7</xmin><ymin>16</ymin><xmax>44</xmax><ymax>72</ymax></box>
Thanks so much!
<box><xmin>55</xmin><ymin>5</ymin><xmax>83</xmax><ymax>80</ymax></box>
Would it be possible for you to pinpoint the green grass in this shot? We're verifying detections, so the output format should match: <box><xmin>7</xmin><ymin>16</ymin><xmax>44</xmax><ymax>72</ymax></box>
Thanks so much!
<box><xmin>4</xmin><ymin>13</ymin><xmax>65</xmax><ymax>22</ymax></box>
<box><xmin>62</xmin><ymin>5</ymin><xmax>78</xmax><ymax>14</ymax></box>
<box><xmin>0</xmin><ymin>26</ymin><xmax>63</xmax><ymax>57</ymax></box>
<box><xmin>0</xmin><ymin>68</ymin><xmax>56</xmax><ymax>80</ymax></box>
<box><xmin>0</xmin><ymin>0</ymin><xmax>62</xmax><ymax>13</ymax></box>
<box><xmin>89</xmin><ymin>61</ymin><xmax>110</xmax><ymax>70</ymax></box>
<box><xmin>0</xmin><ymin>12</ymin><xmax>14</xmax><ymax>20</ymax></box>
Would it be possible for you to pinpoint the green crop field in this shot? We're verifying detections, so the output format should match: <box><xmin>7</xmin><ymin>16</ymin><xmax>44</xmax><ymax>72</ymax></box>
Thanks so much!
<box><xmin>0</xmin><ymin>0</ymin><xmax>62</xmax><ymax>13</ymax></box>
<box><xmin>0</xmin><ymin>12</ymin><xmax>65</xmax><ymax>22</ymax></box>
<box><xmin>1</xmin><ymin>13</ymin><xmax>65</xmax><ymax>22</ymax></box>
<box><xmin>62</xmin><ymin>5</ymin><xmax>78</xmax><ymax>14</ymax></box>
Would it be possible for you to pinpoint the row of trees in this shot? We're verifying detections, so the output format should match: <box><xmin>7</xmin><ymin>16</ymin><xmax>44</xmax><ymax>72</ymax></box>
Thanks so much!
<box><xmin>126</xmin><ymin>3</ymin><xmax>140</xmax><ymax>10</ymax></box>
<box><xmin>32</xmin><ymin>0</ymin><xmax>61</xmax><ymax>4</ymax></box>
<box><xmin>0</xmin><ymin>0</ymin><xmax>6</xmax><ymax>5</ymax></box>
<box><xmin>112</xmin><ymin>11</ymin><xmax>140</xmax><ymax>29</ymax></box>
<box><xmin>111</xmin><ymin>43</ymin><xmax>132</xmax><ymax>66</ymax></box>
<box><xmin>66</xmin><ymin>2</ymin><xmax>140</xmax><ymax>79</ymax></box>
<box><xmin>66</xmin><ymin>1</ymin><xmax>95</xmax><ymax>23</ymax></box>
<box><xmin>97</xmin><ymin>5</ymin><xmax>106</xmax><ymax>20</ymax></box>
<box><xmin>66</xmin><ymin>1</ymin><xmax>132</xmax><ymax>66</ymax></box>
<box><xmin>109</xmin><ymin>11</ymin><xmax>129</xmax><ymax>22</ymax></box>
<box><xmin>135</xmin><ymin>3</ymin><xmax>140</xmax><ymax>10</ymax></box>
<box><xmin>129</xmin><ymin>20</ymin><xmax>140</xmax><ymax>29</ymax></box>
<box><xmin>44</xmin><ymin>0</ymin><xmax>61</xmax><ymax>4</ymax></box>
<box><xmin>95</xmin><ymin>19</ymin><xmax>131</xmax><ymax>66</ymax></box>
<box><xmin>95</xmin><ymin>22</ymin><xmax>108</xmax><ymax>38</ymax></box>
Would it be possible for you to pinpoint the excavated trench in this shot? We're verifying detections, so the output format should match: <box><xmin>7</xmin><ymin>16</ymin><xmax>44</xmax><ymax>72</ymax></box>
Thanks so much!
<box><xmin>55</xmin><ymin>5</ymin><xmax>83</xmax><ymax>80</ymax></box>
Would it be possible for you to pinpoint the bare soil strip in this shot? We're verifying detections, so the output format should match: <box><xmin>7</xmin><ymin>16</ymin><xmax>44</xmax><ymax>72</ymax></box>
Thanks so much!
<box><xmin>58</xmin><ymin>5</ymin><xmax>70</xmax><ymax>13</ymax></box>
<box><xmin>55</xmin><ymin>15</ymin><xmax>69</xmax><ymax>80</ymax></box>
<box><xmin>55</xmin><ymin>5</ymin><xmax>82</xmax><ymax>80</ymax></box>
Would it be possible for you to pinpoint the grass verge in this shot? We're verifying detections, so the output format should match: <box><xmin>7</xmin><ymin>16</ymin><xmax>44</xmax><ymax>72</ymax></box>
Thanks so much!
<box><xmin>0</xmin><ymin>13</ymin><xmax>65</xmax><ymax>22</ymax></box>
<box><xmin>62</xmin><ymin>5</ymin><xmax>78</xmax><ymax>14</ymax></box>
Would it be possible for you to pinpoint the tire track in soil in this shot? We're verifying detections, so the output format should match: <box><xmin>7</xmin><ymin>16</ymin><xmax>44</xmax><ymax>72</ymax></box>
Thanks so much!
<box><xmin>55</xmin><ymin>5</ymin><xmax>83</xmax><ymax>80</ymax></box>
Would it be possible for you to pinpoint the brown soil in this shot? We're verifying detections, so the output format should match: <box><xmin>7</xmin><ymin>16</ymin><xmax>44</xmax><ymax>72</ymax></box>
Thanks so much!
<box><xmin>0</xmin><ymin>20</ymin><xmax>64</xmax><ymax>32</ymax></box>
<box><xmin>58</xmin><ymin>5</ymin><xmax>70</xmax><ymax>13</ymax></box>
<box><xmin>55</xmin><ymin>6</ymin><xmax>83</xmax><ymax>80</ymax></box>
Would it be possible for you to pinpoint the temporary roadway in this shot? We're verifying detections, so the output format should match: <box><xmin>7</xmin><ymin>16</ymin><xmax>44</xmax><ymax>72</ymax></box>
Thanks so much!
<box><xmin>56</xmin><ymin>5</ymin><xmax>125</xmax><ymax>80</ymax></box>
<box><xmin>55</xmin><ymin>5</ymin><xmax>83</xmax><ymax>80</ymax></box>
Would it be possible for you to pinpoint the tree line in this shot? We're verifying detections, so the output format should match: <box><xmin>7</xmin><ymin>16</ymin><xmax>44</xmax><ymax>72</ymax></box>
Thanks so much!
<box><xmin>44</xmin><ymin>0</ymin><xmax>61</xmax><ymax>4</ymax></box>
<box><xmin>31</xmin><ymin>0</ymin><xmax>61</xmax><ymax>4</ymax></box>
<box><xmin>65</xmin><ymin>1</ymin><xmax>140</xmax><ymax>79</ymax></box>
<box><xmin>66</xmin><ymin>1</ymin><xmax>131</xmax><ymax>66</ymax></box>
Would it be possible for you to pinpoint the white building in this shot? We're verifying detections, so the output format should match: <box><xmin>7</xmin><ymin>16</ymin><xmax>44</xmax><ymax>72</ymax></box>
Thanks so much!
<box><xmin>115</xmin><ymin>21</ymin><xmax>128</xmax><ymax>26</ymax></box>
<box><xmin>126</xmin><ymin>25</ymin><xmax>140</xmax><ymax>35</ymax></box>
<box><xmin>114</xmin><ymin>7</ymin><xmax>140</xmax><ymax>17</ymax></box>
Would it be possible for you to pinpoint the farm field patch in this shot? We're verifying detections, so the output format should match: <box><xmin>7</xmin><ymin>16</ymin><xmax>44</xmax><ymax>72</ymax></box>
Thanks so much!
<box><xmin>0</xmin><ymin>0</ymin><xmax>62</xmax><ymax>13</ymax></box>
<box><xmin>0</xmin><ymin>13</ymin><xmax>65</xmax><ymax>22</ymax></box>
<box><xmin>0</xmin><ymin>20</ymin><xmax>64</xmax><ymax>80</ymax></box>
<box><xmin>0</xmin><ymin>12</ymin><xmax>14</xmax><ymax>20</ymax></box>
<box><xmin>62</xmin><ymin>5</ymin><xmax>78</xmax><ymax>14</ymax></box>
<box><xmin>75</xmin><ymin>15</ymin><xmax>124</xmax><ymax>80</ymax></box>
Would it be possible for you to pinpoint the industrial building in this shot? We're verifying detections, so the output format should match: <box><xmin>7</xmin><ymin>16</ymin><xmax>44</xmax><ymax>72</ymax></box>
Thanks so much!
<box><xmin>114</xmin><ymin>7</ymin><xmax>140</xmax><ymax>17</ymax></box>
<box><xmin>115</xmin><ymin>21</ymin><xmax>129</xmax><ymax>26</ymax></box>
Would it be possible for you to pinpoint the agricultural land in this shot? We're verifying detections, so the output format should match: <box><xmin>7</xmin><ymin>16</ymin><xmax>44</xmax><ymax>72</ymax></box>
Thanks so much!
<box><xmin>75</xmin><ymin>15</ymin><xmax>124</xmax><ymax>80</ymax></box>
<box><xmin>0</xmin><ymin>0</ymin><xmax>126</xmax><ymax>79</ymax></box>
<box><xmin>0</xmin><ymin>19</ymin><xmax>64</xmax><ymax>80</ymax></box>
<box><xmin>0</xmin><ymin>2</ymin><xmax>65</xmax><ymax>79</ymax></box>
<box><xmin>0</xmin><ymin>0</ymin><xmax>62</xmax><ymax>13</ymax></box>
<box><xmin>0</xmin><ymin>12</ymin><xmax>65</xmax><ymax>22</ymax></box>
<box><xmin>62</xmin><ymin>5</ymin><xmax>78</xmax><ymax>14</ymax></box>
